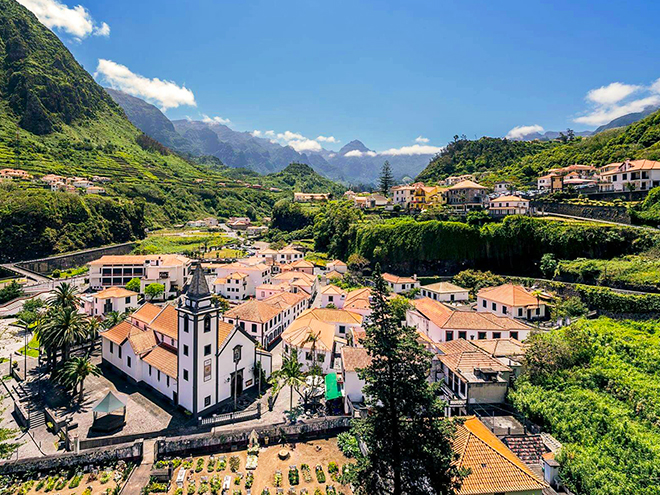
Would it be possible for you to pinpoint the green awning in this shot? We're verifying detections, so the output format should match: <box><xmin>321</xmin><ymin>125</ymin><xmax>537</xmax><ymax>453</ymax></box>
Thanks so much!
<box><xmin>324</xmin><ymin>372</ymin><xmax>342</xmax><ymax>401</ymax></box>
<box><xmin>93</xmin><ymin>391</ymin><xmax>127</xmax><ymax>414</ymax></box>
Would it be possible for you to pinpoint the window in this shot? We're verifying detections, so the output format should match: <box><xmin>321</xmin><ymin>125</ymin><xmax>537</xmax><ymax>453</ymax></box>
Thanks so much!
<box><xmin>446</xmin><ymin>331</ymin><xmax>453</xmax><ymax>341</ymax></box>
<box><xmin>478</xmin><ymin>332</ymin><xmax>487</xmax><ymax>340</ymax></box>
<box><xmin>328</xmin><ymin>295</ymin><xmax>334</xmax><ymax>302</ymax></box>
<box><xmin>148</xmin><ymin>365</ymin><xmax>152</xmax><ymax>376</ymax></box>
<box><xmin>518</xmin><ymin>308</ymin><xmax>523</xmax><ymax>317</ymax></box>
<box><xmin>166</xmin><ymin>376</ymin><xmax>170</xmax><ymax>387</ymax></box>
<box><xmin>183</xmin><ymin>369</ymin><xmax>189</xmax><ymax>381</ymax></box>
<box><xmin>157</xmin><ymin>370</ymin><xmax>161</xmax><ymax>381</ymax></box>
<box><xmin>306</xmin><ymin>352</ymin><xmax>313</xmax><ymax>360</ymax></box>
<box><xmin>125</xmin><ymin>296</ymin><xmax>131</xmax><ymax>304</ymax></box>
<box><xmin>535</xmin><ymin>308</ymin><xmax>540</xmax><ymax>315</ymax></box>
<box><xmin>127</xmin><ymin>356</ymin><xmax>132</xmax><ymax>368</ymax></box>
<box><xmin>233</xmin><ymin>345</ymin><xmax>242</xmax><ymax>362</ymax></box>
<box><xmin>339</xmin><ymin>325</ymin><xmax>346</xmax><ymax>335</ymax></box>
<box><xmin>183</xmin><ymin>344</ymin><xmax>189</xmax><ymax>356</ymax></box>
<box><xmin>204</xmin><ymin>315</ymin><xmax>211</xmax><ymax>333</ymax></box>
<box><xmin>204</xmin><ymin>395</ymin><xmax>211</xmax><ymax>407</ymax></box>
<box><xmin>318</xmin><ymin>354</ymin><xmax>325</xmax><ymax>362</ymax></box>
<box><xmin>204</xmin><ymin>344</ymin><xmax>212</xmax><ymax>356</ymax></box>
<box><xmin>502</xmin><ymin>306</ymin><xmax>507</xmax><ymax>314</ymax></box>
<box><xmin>251</xmin><ymin>323</ymin><xmax>257</xmax><ymax>333</ymax></box>
<box><xmin>482</xmin><ymin>300</ymin><xmax>486</xmax><ymax>308</ymax></box>
<box><xmin>183</xmin><ymin>317</ymin><xmax>189</xmax><ymax>333</ymax></box>
<box><xmin>110</xmin><ymin>342</ymin><xmax>114</xmax><ymax>354</ymax></box>
<box><xmin>450</xmin><ymin>294</ymin><xmax>455</xmax><ymax>302</ymax></box>
<box><xmin>510</xmin><ymin>331</ymin><xmax>518</xmax><ymax>340</ymax></box>
<box><xmin>493</xmin><ymin>332</ymin><xmax>501</xmax><ymax>339</ymax></box>
<box><xmin>491</xmin><ymin>302</ymin><xmax>496</xmax><ymax>311</ymax></box>
<box><xmin>118</xmin><ymin>346</ymin><xmax>122</xmax><ymax>358</ymax></box>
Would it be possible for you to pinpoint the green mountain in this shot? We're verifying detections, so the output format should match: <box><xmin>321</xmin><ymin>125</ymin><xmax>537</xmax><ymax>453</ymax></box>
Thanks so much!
<box><xmin>0</xmin><ymin>0</ymin><xmax>285</xmax><ymax>232</ymax></box>
<box><xmin>416</xmin><ymin>110</ymin><xmax>660</xmax><ymax>186</ymax></box>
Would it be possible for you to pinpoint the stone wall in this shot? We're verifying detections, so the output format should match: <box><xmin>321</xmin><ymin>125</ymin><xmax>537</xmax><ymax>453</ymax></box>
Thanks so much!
<box><xmin>156</xmin><ymin>417</ymin><xmax>351</xmax><ymax>460</ymax></box>
<box><xmin>16</xmin><ymin>242</ymin><xmax>136</xmax><ymax>275</ymax></box>
<box><xmin>534</xmin><ymin>201</ymin><xmax>632</xmax><ymax>224</ymax></box>
<box><xmin>0</xmin><ymin>440</ymin><xmax>143</xmax><ymax>475</ymax></box>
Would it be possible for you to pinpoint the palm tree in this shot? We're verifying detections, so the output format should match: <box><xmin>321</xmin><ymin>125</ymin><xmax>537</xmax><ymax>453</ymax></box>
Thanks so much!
<box><xmin>270</xmin><ymin>349</ymin><xmax>306</xmax><ymax>413</ymax></box>
<box><xmin>86</xmin><ymin>317</ymin><xmax>102</xmax><ymax>355</ymax></box>
<box><xmin>38</xmin><ymin>306</ymin><xmax>88</xmax><ymax>366</ymax></box>
<box><xmin>531</xmin><ymin>289</ymin><xmax>543</xmax><ymax>320</ymax></box>
<box><xmin>59</xmin><ymin>357</ymin><xmax>101</xmax><ymax>402</ymax></box>
<box><xmin>48</xmin><ymin>283</ymin><xmax>80</xmax><ymax>310</ymax></box>
<box><xmin>103</xmin><ymin>311</ymin><xmax>126</xmax><ymax>330</ymax></box>
<box><xmin>303</xmin><ymin>331</ymin><xmax>322</xmax><ymax>377</ymax></box>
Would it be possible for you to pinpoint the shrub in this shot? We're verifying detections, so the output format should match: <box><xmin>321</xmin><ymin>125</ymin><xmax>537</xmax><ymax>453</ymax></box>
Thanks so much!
<box><xmin>228</xmin><ymin>456</ymin><xmax>240</xmax><ymax>472</ymax></box>
<box><xmin>315</xmin><ymin>465</ymin><xmax>326</xmax><ymax>483</ymax></box>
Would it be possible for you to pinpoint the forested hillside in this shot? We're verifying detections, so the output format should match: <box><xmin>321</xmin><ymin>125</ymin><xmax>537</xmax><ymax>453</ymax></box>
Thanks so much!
<box><xmin>511</xmin><ymin>318</ymin><xmax>660</xmax><ymax>494</ymax></box>
<box><xmin>416</xmin><ymin>110</ymin><xmax>660</xmax><ymax>185</ymax></box>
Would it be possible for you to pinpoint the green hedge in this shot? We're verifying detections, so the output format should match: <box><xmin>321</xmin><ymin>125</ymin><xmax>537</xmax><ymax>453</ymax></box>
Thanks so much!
<box><xmin>575</xmin><ymin>285</ymin><xmax>660</xmax><ymax>313</ymax></box>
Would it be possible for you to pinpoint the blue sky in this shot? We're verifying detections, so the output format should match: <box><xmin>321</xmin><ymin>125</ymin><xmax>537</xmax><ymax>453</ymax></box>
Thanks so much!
<box><xmin>18</xmin><ymin>0</ymin><xmax>660</xmax><ymax>153</ymax></box>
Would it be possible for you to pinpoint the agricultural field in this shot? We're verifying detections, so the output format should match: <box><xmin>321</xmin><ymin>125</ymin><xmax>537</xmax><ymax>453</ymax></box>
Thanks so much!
<box><xmin>0</xmin><ymin>460</ymin><xmax>133</xmax><ymax>494</ymax></box>
<box><xmin>147</xmin><ymin>438</ymin><xmax>353</xmax><ymax>495</ymax></box>
<box><xmin>202</xmin><ymin>249</ymin><xmax>247</xmax><ymax>260</ymax></box>
<box><xmin>133</xmin><ymin>231</ymin><xmax>233</xmax><ymax>255</ymax></box>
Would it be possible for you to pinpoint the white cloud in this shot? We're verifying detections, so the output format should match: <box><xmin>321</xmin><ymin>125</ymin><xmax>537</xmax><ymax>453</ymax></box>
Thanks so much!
<box><xmin>251</xmin><ymin>130</ymin><xmax>262</xmax><ymax>137</ymax></box>
<box><xmin>574</xmin><ymin>95</ymin><xmax>660</xmax><ymax>126</ymax></box>
<box><xmin>586</xmin><ymin>82</ymin><xmax>641</xmax><ymax>105</ymax></box>
<box><xmin>287</xmin><ymin>139</ymin><xmax>323</xmax><ymax>153</ymax></box>
<box><xmin>202</xmin><ymin>114</ymin><xmax>230</xmax><ymax>125</ymax></box>
<box><xmin>277</xmin><ymin>131</ymin><xmax>306</xmax><ymax>142</ymax></box>
<box><xmin>317</xmin><ymin>135</ymin><xmax>339</xmax><ymax>143</ymax></box>
<box><xmin>95</xmin><ymin>59</ymin><xmax>196</xmax><ymax>111</ymax></box>
<box><xmin>17</xmin><ymin>0</ymin><xmax>109</xmax><ymax>40</ymax></box>
<box><xmin>379</xmin><ymin>144</ymin><xmax>443</xmax><ymax>156</ymax></box>
<box><xmin>415</xmin><ymin>136</ymin><xmax>429</xmax><ymax>143</ymax></box>
<box><xmin>345</xmin><ymin>150</ymin><xmax>377</xmax><ymax>157</ymax></box>
<box><xmin>651</xmin><ymin>78</ymin><xmax>660</xmax><ymax>95</ymax></box>
<box><xmin>264</xmin><ymin>130</ymin><xmax>275</xmax><ymax>137</ymax></box>
<box><xmin>505</xmin><ymin>124</ymin><xmax>545</xmax><ymax>140</ymax></box>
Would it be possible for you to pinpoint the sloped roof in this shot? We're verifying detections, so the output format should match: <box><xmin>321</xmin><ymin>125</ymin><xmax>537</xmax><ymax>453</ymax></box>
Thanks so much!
<box><xmin>101</xmin><ymin>321</ymin><xmax>132</xmax><ymax>346</ymax></box>
<box><xmin>142</xmin><ymin>343</ymin><xmax>178</xmax><ymax>378</ymax></box>
<box><xmin>150</xmin><ymin>305</ymin><xmax>178</xmax><ymax>340</ymax></box>
<box><xmin>490</xmin><ymin>195</ymin><xmax>529</xmax><ymax>203</ymax></box>
<box><xmin>273</xmin><ymin>271</ymin><xmax>316</xmax><ymax>284</ymax></box>
<box><xmin>131</xmin><ymin>303</ymin><xmax>162</xmax><ymax>325</ymax></box>
<box><xmin>187</xmin><ymin>264</ymin><xmax>211</xmax><ymax>299</ymax></box>
<box><xmin>447</xmin><ymin>180</ymin><xmax>487</xmax><ymax>190</ymax></box>
<box><xmin>127</xmin><ymin>327</ymin><xmax>157</xmax><ymax>355</ymax></box>
<box><xmin>282</xmin><ymin>317</ymin><xmax>336</xmax><ymax>352</ymax></box>
<box><xmin>299</xmin><ymin>307</ymin><xmax>362</xmax><ymax>325</ymax></box>
<box><xmin>421</xmin><ymin>282</ymin><xmax>469</xmax><ymax>294</ymax></box>
<box><xmin>329</xmin><ymin>260</ymin><xmax>347</xmax><ymax>267</ymax></box>
<box><xmin>471</xmin><ymin>338</ymin><xmax>527</xmax><ymax>358</ymax></box>
<box><xmin>290</xmin><ymin>259</ymin><xmax>314</xmax><ymax>268</ymax></box>
<box><xmin>93</xmin><ymin>287</ymin><xmax>137</xmax><ymax>300</ymax></box>
<box><xmin>263</xmin><ymin>291</ymin><xmax>307</xmax><ymax>310</ymax></box>
<box><xmin>412</xmin><ymin>298</ymin><xmax>530</xmax><ymax>331</ymax></box>
<box><xmin>477</xmin><ymin>284</ymin><xmax>541</xmax><ymax>307</ymax></box>
<box><xmin>321</xmin><ymin>285</ymin><xmax>347</xmax><ymax>296</ymax></box>
<box><xmin>93</xmin><ymin>391</ymin><xmax>126</xmax><ymax>414</ymax></box>
<box><xmin>454</xmin><ymin>417</ymin><xmax>546</xmax><ymax>495</ymax></box>
<box><xmin>90</xmin><ymin>254</ymin><xmax>189</xmax><ymax>266</ymax></box>
<box><xmin>344</xmin><ymin>288</ymin><xmax>372</xmax><ymax>311</ymax></box>
<box><xmin>224</xmin><ymin>299</ymin><xmax>281</xmax><ymax>323</ymax></box>
<box><xmin>382</xmin><ymin>273</ymin><xmax>417</xmax><ymax>284</ymax></box>
<box><xmin>341</xmin><ymin>346</ymin><xmax>372</xmax><ymax>372</ymax></box>
<box><xmin>218</xmin><ymin>321</ymin><xmax>235</xmax><ymax>347</ymax></box>
<box><xmin>325</xmin><ymin>270</ymin><xmax>343</xmax><ymax>280</ymax></box>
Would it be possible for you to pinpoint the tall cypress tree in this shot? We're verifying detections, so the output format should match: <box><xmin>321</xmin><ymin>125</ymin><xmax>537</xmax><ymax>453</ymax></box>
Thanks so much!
<box><xmin>351</xmin><ymin>264</ymin><xmax>463</xmax><ymax>494</ymax></box>
<box><xmin>379</xmin><ymin>161</ymin><xmax>395</xmax><ymax>196</ymax></box>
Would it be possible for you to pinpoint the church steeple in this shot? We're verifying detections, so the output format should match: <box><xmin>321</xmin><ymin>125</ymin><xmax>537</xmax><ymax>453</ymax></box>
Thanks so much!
<box><xmin>186</xmin><ymin>263</ymin><xmax>211</xmax><ymax>300</ymax></box>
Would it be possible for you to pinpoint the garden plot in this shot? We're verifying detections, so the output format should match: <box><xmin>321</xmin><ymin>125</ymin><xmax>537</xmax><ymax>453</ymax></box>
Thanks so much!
<box><xmin>0</xmin><ymin>460</ymin><xmax>134</xmax><ymax>495</ymax></box>
<box><xmin>146</xmin><ymin>438</ymin><xmax>353</xmax><ymax>495</ymax></box>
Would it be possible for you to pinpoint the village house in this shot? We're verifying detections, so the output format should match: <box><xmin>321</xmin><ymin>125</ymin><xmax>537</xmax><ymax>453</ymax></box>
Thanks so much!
<box><xmin>320</xmin><ymin>285</ymin><xmax>347</xmax><ymax>308</ymax></box>
<box><xmin>537</xmin><ymin>164</ymin><xmax>597</xmax><ymax>191</ymax></box>
<box><xmin>411</xmin><ymin>185</ymin><xmax>442</xmax><ymax>210</ymax></box>
<box><xmin>452</xmin><ymin>416</ymin><xmax>547</xmax><ymax>495</ymax></box>
<box><xmin>341</xmin><ymin>346</ymin><xmax>372</xmax><ymax>416</ymax></box>
<box><xmin>293</xmin><ymin>192</ymin><xmax>330</xmax><ymax>202</ymax></box>
<box><xmin>281</xmin><ymin>259</ymin><xmax>315</xmax><ymax>275</ymax></box>
<box><xmin>434</xmin><ymin>339</ymin><xmax>512</xmax><ymax>414</ymax></box>
<box><xmin>342</xmin><ymin>288</ymin><xmax>373</xmax><ymax>318</ymax></box>
<box><xmin>407</xmin><ymin>297</ymin><xmax>532</xmax><ymax>342</ymax></box>
<box><xmin>326</xmin><ymin>260</ymin><xmax>348</xmax><ymax>274</ymax></box>
<box><xmin>282</xmin><ymin>308</ymin><xmax>363</xmax><ymax>373</ymax></box>
<box><xmin>390</xmin><ymin>184</ymin><xmax>417</xmax><ymax>207</ymax></box>
<box><xmin>471</xmin><ymin>338</ymin><xmax>528</xmax><ymax>378</ymax></box>
<box><xmin>85</xmin><ymin>186</ymin><xmax>106</xmax><ymax>195</ymax></box>
<box><xmin>257</xmin><ymin>246</ymin><xmax>304</xmax><ymax>264</ymax></box>
<box><xmin>212</xmin><ymin>272</ymin><xmax>249</xmax><ymax>301</ymax></box>
<box><xmin>223</xmin><ymin>291</ymin><xmax>308</xmax><ymax>346</ymax></box>
<box><xmin>419</xmin><ymin>281</ymin><xmax>469</xmax><ymax>303</ymax></box>
<box><xmin>271</xmin><ymin>270</ymin><xmax>318</xmax><ymax>297</ymax></box>
<box><xmin>81</xmin><ymin>287</ymin><xmax>139</xmax><ymax>317</ymax></box>
<box><xmin>445</xmin><ymin>180</ymin><xmax>488</xmax><ymax>211</ymax></box>
<box><xmin>89</xmin><ymin>255</ymin><xmax>191</xmax><ymax>299</ymax></box>
<box><xmin>476</xmin><ymin>284</ymin><xmax>548</xmax><ymax>320</ymax></box>
<box><xmin>207</xmin><ymin>258</ymin><xmax>271</xmax><ymax>298</ymax></box>
<box><xmin>489</xmin><ymin>195</ymin><xmax>530</xmax><ymax>216</ymax></box>
<box><xmin>494</xmin><ymin>181</ymin><xmax>512</xmax><ymax>194</ymax></box>
<box><xmin>597</xmin><ymin>159</ymin><xmax>660</xmax><ymax>192</ymax></box>
<box><xmin>445</xmin><ymin>174</ymin><xmax>476</xmax><ymax>186</ymax></box>
<box><xmin>0</xmin><ymin>168</ymin><xmax>32</xmax><ymax>180</ymax></box>
<box><xmin>382</xmin><ymin>273</ymin><xmax>420</xmax><ymax>294</ymax></box>
<box><xmin>101</xmin><ymin>266</ymin><xmax>272</xmax><ymax>415</ymax></box>
<box><xmin>365</xmin><ymin>193</ymin><xmax>389</xmax><ymax>208</ymax></box>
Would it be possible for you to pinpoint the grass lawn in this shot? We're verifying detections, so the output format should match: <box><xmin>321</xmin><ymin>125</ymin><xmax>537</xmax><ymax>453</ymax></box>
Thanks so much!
<box><xmin>18</xmin><ymin>333</ymin><xmax>40</xmax><ymax>358</ymax></box>
<box><xmin>52</xmin><ymin>266</ymin><xmax>88</xmax><ymax>279</ymax></box>
<box><xmin>133</xmin><ymin>231</ymin><xmax>232</xmax><ymax>255</ymax></box>
<box><xmin>203</xmin><ymin>248</ymin><xmax>247</xmax><ymax>259</ymax></box>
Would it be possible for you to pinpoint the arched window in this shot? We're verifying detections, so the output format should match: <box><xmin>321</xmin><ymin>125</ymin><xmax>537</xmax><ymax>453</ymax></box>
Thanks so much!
<box><xmin>204</xmin><ymin>315</ymin><xmax>211</xmax><ymax>333</ymax></box>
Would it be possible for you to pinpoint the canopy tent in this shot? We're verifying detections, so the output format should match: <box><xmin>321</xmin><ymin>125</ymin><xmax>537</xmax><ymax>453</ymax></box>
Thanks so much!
<box><xmin>92</xmin><ymin>390</ymin><xmax>127</xmax><ymax>432</ymax></box>
<box><xmin>324</xmin><ymin>372</ymin><xmax>342</xmax><ymax>401</ymax></box>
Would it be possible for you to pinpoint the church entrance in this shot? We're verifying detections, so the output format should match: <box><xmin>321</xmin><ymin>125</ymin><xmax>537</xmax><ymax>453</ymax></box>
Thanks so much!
<box><xmin>230</xmin><ymin>369</ymin><xmax>244</xmax><ymax>397</ymax></box>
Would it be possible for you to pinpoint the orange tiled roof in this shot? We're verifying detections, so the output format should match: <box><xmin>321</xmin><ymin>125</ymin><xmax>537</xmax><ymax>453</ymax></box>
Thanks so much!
<box><xmin>127</xmin><ymin>327</ymin><xmax>157</xmax><ymax>355</ymax></box>
<box><xmin>131</xmin><ymin>303</ymin><xmax>163</xmax><ymax>325</ymax></box>
<box><xmin>382</xmin><ymin>273</ymin><xmax>417</xmax><ymax>285</ymax></box>
<box><xmin>93</xmin><ymin>287</ymin><xmax>137</xmax><ymax>299</ymax></box>
<box><xmin>447</xmin><ymin>180</ymin><xmax>487</xmax><ymax>190</ymax></box>
<box><xmin>341</xmin><ymin>346</ymin><xmax>372</xmax><ymax>372</ymax></box>
<box><xmin>299</xmin><ymin>307</ymin><xmax>363</xmax><ymax>325</ymax></box>
<box><xmin>150</xmin><ymin>305</ymin><xmax>178</xmax><ymax>340</ymax></box>
<box><xmin>321</xmin><ymin>285</ymin><xmax>347</xmax><ymax>296</ymax></box>
<box><xmin>421</xmin><ymin>282</ymin><xmax>468</xmax><ymax>294</ymax></box>
<box><xmin>477</xmin><ymin>284</ymin><xmax>541</xmax><ymax>307</ymax></box>
<box><xmin>325</xmin><ymin>270</ymin><xmax>343</xmax><ymax>280</ymax></box>
<box><xmin>454</xmin><ymin>416</ymin><xmax>546</xmax><ymax>494</ymax></box>
<box><xmin>142</xmin><ymin>343</ymin><xmax>178</xmax><ymax>378</ymax></box>
<box><xmin>89</xmin><ymin>254</ymin><xmax>189</xmax><ymax>266</ymax></box>
<box><xmin>471</xmin><ymin>338</ymin><xmax>527</xmax><ymax>358</ymax></box>
<box><xmin>273</xmin><ymin>271</ymin><xmax>316</xmax><ymax>284</ymax></box>
<box><xmin>218</xmin><ymin>321</ymin><xmax>235</xmax><ymax>347</ymax></box>
<box><xmin>224</xmin><ymin>299</ymin><xmax>281</xmax><ymax>323</ymax></box>
<box><xmin>412</xmin><ymin>298</ymin><xmax>530</xmax><ymax>331</ymax></box>
<box><xmin>490</xmin><ymin>195</ymin><xmax>529</xmax><ymax>203</ymax></box>
<box><xmin>344</xmin><ymin>288</ymin><xmax>372</xmax><ymax>311</ymax></box>
<box><xmin>263</xmin><ymin>291</ymin><xmax>307</xmax><ymax>310</ymax></box>
<box><xmin>101</xmin><ymin>321</ymin><xmax>132</xmax><ymax>346</ymax></box>
<box><xmin>282</xmin><ymin>317</ymin><xmax>336</xmax><ymax>352</ymax></box>
<box><xmin>290</xmin><ymin>259</ymin><xmax>314</xmax><ymax>268</ymax></box>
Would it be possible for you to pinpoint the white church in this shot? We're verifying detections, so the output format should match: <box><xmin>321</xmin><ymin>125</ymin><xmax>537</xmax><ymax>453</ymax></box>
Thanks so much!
<box><xmin>101</xmin><ymin>265</ymin><xmax>272</xmax><ymax>416</ymax></box>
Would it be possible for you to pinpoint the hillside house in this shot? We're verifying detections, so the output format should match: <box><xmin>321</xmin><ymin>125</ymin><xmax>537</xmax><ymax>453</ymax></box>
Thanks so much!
<box><xmin>390</xmin><ymin>184</ymin><xmax>417</xmax><ymax>207</ymax></box>
<box><xmin>476</xmin><ymin>284</ymin><xmax>548</xmax><ymax>320</ymax></box>
<box><xmin>597</xmin><ymin>159</ymin><xmax>660</xmax><ymax>192</ymax></box>
<box><xmin>382</xmin><ymin>273</ymin><xmax>420</xmax><ymax>294</ymax></box>
<box><xmin>341</xmin><ymin>346</ymin><xmax>372</xmax><ymax>416</ymax></box>
<box><xmin>419</xmin><ymin>282</ymin><xmax>469</xmax><ymax>303</ymax></box>
<box><xmin>326</xmin><ymin>260</ymin><xmax>348</xmax><ymax>274</ymax></box>
<box><xmin>445</xmin><ymin>180</ymin><xmax>488</xmax><ymax>211</ymax></box>
<box><xmin>293</xmin><ymin>192</ymin><xmax>330</xmax><ymax>202</ymax></box>
<box><xmin>320</xmin><ymin>285</ymin><xmax>347</xmax><ymax>308</ymax></box>
<box><xmin>81</xmin><ymin>287</ymin><xmax>139</xmax><ymax>317</ymax></box>
<box><xmin>489</xmin><ymin>195</ymin><xmax>530</xmax><ymax>216</ymax></box>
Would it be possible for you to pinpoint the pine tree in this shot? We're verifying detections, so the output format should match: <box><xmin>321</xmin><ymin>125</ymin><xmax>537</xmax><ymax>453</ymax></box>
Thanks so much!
<box><xmin>379</xmin><ymin>161</ymin><xmax>394</xmax><ymax>196</ymax></box>
<box><xmin>350</xmin><ymin>264</ymin><xmax>463</xmax><ymax>495</ymax></box>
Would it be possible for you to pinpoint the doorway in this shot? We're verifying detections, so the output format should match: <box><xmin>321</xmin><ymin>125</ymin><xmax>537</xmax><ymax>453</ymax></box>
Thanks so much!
<box><xmin>230</xmin><ymin>369</ymin><xmax>244</xmax><ymax>397</ymax></box>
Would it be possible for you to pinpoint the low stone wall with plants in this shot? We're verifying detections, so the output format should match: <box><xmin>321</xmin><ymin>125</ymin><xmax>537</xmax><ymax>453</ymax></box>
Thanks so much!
<box><xmin>534</xmin><ymin>201</ymin><xmax>632</xmax><ymax>224</ymax></box>
<box><xmin>0</xmin><ymin>440</ymin><xmax>142</xmax><ymax>475</ymax></box>
<box><xmin>156</xmin><ymin>417</ymin><xmax>351</xmax><ymax>460</ymax></box>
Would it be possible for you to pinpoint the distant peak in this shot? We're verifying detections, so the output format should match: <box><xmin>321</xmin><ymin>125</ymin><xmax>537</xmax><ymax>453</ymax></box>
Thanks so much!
<box><xmin>339</xmin><ymin>140</ymin><xmax>371</xmax><ymax>155</ymax></box>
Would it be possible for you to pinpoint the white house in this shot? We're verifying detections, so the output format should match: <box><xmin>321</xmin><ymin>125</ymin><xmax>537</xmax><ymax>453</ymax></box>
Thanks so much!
<box><xmin>489</xmin><ymin>195</ymin><xmax>530</xmax><ymax>216</ymax></box>
<box><xmin>208</xmin><ymin>259</ymin><xmax>271</xmax><ymax>298</ymax></box>
<box><xmin>341</xmin><ymin>346</ymin><xmax>372</xmax><ymax>416</ymax></box>
<box><xmin>407</xmin><ymin>297</ymin><xmax>532</xmax><ymax>343</ymax></box>
<box><xmin>418</xmin><ymin>282</ymin><xmax>469</xmax><ymax>304</ymax></box>
<box><xmin>326</xmin><ymin>260</ymin><xmax>348</xmax><ymax>274</ymax></box>
<box><xmin>89</xmin><ymin>255</ymin><xmax>191</xmax><ymax>299</ymax></box>
<box><xmin>81</xmin><ymin>287</ymin><xmax>139</xmax><ymax>317</ymax></box>
<box><xmin>282</xmin><ymin>259</ymin><xmax>315</xmax><ymax>275</ymax></box>
<box><xmin>271</xmin><ymin>271</ymin><xmax>318</xmax><ymax>298</ymax></box>
<box><xmin>390</xmin><ymin>185</ymin><xmax>416</xmax><ymax>207</ymax></box>
<box><xmin>494</xmin><ymin>182</ymin><xmax>511</xmax><ymax>194</ymax></box>
<box><xmin>212</xmin><ymin>272</ymin><xmax>249</xmax><ymax>301</ymax></box>
<box><xmin>101</xmin><ymin>266</ymin><xmax>272</xmax><ymax>416</ymax></box>
<box><xmin>320</xmin><ymin>285</ymin><xmax>347</xmax><ymax>308</ymax></box>
<box><xmin>597</xmin><ymin>159</ymin><xmax>660</xmax><ymax>192</ymax></box>
<box><xmin>382</xmin><ymin>273</ymin><xmax>420</xmax><ymax>294</ymax></box>
<box><xmin>343</xmin><ymin>288</ymin><xmax>373</xmax><ymax>318</ymax></box>
<box><xmin>476</xmin><ymin>284</ymin><xmax>548</xmax><ymax>320</ymax></box>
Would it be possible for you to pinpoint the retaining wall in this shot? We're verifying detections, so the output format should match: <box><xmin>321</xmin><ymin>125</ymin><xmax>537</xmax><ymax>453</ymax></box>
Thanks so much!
<box><xmin>534</xmin><ymin>201</ymin><xmax>632</xmax><ymax>224</ymax></box>
<box><xmin>16</xmin><ymin>242</ymin><xmax>136</xmax><ymax>275</ymax></box>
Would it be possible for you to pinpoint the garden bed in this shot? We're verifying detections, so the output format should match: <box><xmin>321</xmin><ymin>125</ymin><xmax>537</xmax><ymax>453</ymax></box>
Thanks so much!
<box><xmin>152</xmin><ymin>438</ymin><xmax>353</xmax><ymax>494</ymax></box>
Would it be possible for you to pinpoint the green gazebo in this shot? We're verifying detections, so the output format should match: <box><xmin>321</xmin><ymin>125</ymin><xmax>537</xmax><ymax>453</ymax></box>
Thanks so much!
<box><xmin>92</xmin><ymin>390</ymin><xmax>127</xmax><ymax>432</ymax></box>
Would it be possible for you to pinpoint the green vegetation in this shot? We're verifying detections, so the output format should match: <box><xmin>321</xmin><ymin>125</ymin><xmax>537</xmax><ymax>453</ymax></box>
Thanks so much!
<box><xmin>630</xmin><ymin>186</ymin><xmax>660</xmax><ymax>227</ymax></box>
<box><xmin>133</xmin><ymin>231</ymin><xmax>231</xmax><ymax>255</ymax></box>
<box><xmin>52</xmin><ymin>266</ymin><xmax>88</xmax><ymax>279</ymax></box>
<box><xmin>0</xmin><ymin>280</ymin><xmax>23</xmax><ymax>304</ymax></box>
<box><xmin>510</xmin><ymin>318</ymin><xmax>660</xmax><ymax>494</ymax></box>
<box><xmin>18</xmin><ymin>333</ymin><xmax>39</xmax><ymax>358</ymax></box>
<box><xmin>261</xmin><ymin>163</ymin><xmax>344</xmax><ymax>195</ymax></box>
